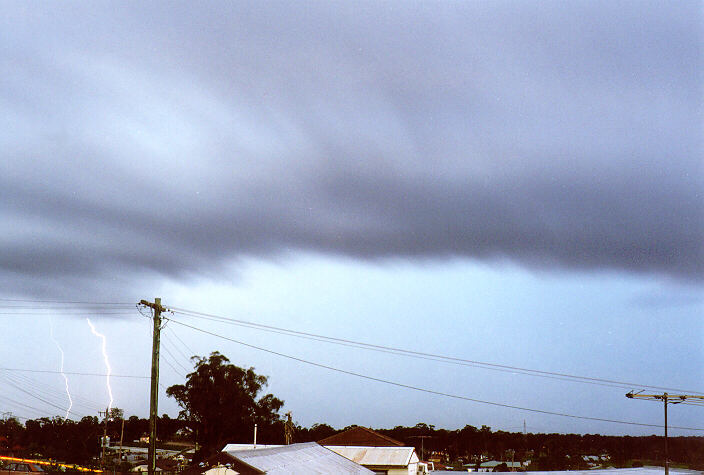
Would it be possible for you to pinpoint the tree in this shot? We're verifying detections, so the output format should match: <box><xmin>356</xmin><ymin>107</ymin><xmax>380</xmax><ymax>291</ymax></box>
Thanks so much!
<box><xmin>0</xmin><ymin>416</ymin><xmax>23</xmax><ymax>454</ymax></box>
<box><xmin>166</xmin><ymin>352</ymin><xmax>284</xmax><ymax>459</ymax></box>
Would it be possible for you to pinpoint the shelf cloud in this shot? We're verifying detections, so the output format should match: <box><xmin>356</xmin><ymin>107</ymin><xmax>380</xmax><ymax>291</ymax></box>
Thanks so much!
<box><xmin>2</xmin><ymin>1</ymin><xmax>702</xmax><ymax>297</ymax></box>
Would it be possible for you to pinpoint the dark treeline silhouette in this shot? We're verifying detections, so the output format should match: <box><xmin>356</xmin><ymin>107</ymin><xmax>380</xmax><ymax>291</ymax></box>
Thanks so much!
<box><xmin>0</xmin><ymin>414</ymin><xmax>187</xmax><ymax>467</ymax></box>
<box><xmin>3</xmin><ymin>416</ymin><xmax>704</xmax><ymax>470</ymax></box>
<box><xmin>295</xmin><ymin>422</ymin><xmax>704</xmax><ymax>470</ymax></box>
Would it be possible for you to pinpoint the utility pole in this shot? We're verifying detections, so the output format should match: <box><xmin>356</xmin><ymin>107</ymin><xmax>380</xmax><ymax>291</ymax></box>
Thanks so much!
<box><xmin>119</xmin><ymin>416</ymin><xmax>125</xmax><ymax>466</ymax></box>
<box><xmin>284</xmin><ymin>412</ymin><xmax>293</xmax><ymax>445</ymax></box>
<box><xmin>521</xmin><ymin>420</ymin><xmax>526</xmax><ymax>470</ymax></box>
<box><xmin>626</xmin><ymin>391</ymin><xmax>704</xmax><ymax>475</ymax></box>
<box><xmin>140</xmin><ymin>298</ymin><xmax>166</xmax><ymax>475</ymax></box>
<box><xmin>99</xmin><ymin>408</ymin><xmax>108</xmax><ymax>469</ymax></box>
<box><xmin>409</xmin><ymin>435</ymin><xmax>432</xmax><ymax>462</ymax></box>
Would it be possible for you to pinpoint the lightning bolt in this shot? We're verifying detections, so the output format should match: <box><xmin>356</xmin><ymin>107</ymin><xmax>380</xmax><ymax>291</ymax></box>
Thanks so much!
<box><xmin>49</xmin><ymin>323</ymin><xmax>73</xmax><ymax>420</ymax></box>
<box><xmin>86</xmin><ymin>318</ymin><xmax>113</xmax><ymax>412</ymax></box>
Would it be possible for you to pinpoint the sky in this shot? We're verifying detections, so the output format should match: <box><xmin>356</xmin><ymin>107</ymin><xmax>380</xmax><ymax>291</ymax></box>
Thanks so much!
<box><xmin>1</xmin><ymin>1</ymin><xmax>702</xmax><ymax>437</ymax></box>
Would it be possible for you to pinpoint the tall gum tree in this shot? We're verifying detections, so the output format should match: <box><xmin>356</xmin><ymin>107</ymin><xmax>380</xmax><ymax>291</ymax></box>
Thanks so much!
<box><xmin>166</xmin><ymin>351</ymin><xmax>284</xmax><ymax>458</ymax></box>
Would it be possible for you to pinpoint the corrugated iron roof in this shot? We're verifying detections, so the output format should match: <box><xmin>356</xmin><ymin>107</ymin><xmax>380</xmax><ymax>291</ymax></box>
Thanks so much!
<box><xmin>223</xmin><ymin>444</ymin><xmax>283</xmax><ymax>452</ymax></box>
<box><xmin>325</xmin><ymin>445</ymin><xmax>418</xmax><ymax>467</ymax></box>
<box><xmin>230</xmin><ymin>442</ymin><xmax>374</xmax><ymax>474</ymax></box>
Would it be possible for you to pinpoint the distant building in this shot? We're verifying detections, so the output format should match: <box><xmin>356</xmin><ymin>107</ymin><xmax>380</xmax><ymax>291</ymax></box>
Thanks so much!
<box><xmin>319</xmin><ymin>425</ymin><xmax>420</xmax><ymax>475</ymax></box>
<box><xmin>326</xmin><ymin>445</ymin><xmax>420</xmax><ymax>475</ymax></box>
<box><xmin>476</xmin><ymin>460</ymin><xmax>526</xmax><ymax>472</ymax></box>
<box><xmin>132</xmin><ymin>459</ymin><xmax>179</xmax><ymax>473</ymax></box>
<box><xmin>318</xmin><ymin>426</ymin><xmax>405</xmax><ymax>447</ymax></box>
<box><xmin>456</xmin><ymin>468</ymin><xmax>700</xmax><ymax>475</ymax></box>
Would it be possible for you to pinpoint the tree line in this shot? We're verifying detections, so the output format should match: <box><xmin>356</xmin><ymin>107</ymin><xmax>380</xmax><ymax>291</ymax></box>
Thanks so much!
<box><xmin>0</xmin><ymin>413</ymin><xmax>184</xmax><ymax>466</ymax></box>
<box><xmin>2</xmin><ymin>352</ymin><xmax>702</xmax><ymax>470</ymax></box>
<box><xmin>369</xmin><ymin>423</ymin><xmax>704</xmax><ymax>470</ymax></box>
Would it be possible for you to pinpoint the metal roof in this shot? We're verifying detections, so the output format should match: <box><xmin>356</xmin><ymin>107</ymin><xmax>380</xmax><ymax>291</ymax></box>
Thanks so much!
<box><xmin>229</xmin><ymin>442</ymin><xmax>374</xmax><ymax>474</ymax></box>
<box><xmin>325</xmin><ymin>445</ymin><xmax>418</xmax><ymax>467</ymax></box>
<box><xmin>223</xmin><ymin>444</ymin><xmax>283</xmax><ymax>452</ymax></box>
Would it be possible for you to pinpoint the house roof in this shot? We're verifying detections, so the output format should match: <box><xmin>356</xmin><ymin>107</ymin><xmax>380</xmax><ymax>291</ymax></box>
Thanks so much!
<box><xmin>228</xmin><ymin>442</ymin><xmax>374</xmax><ymax>474</ymax></box>
<box><xmin>181</xmin><ymin>452</ymin><xmax>264</xmax><ymax>475</ymax></box>
<box><xmin>317</xmin><ymin>426</ymin><xmax>404</xmax><ymax>447</ymax></box>
<box><xmin>325</xmin><ymin>446</ymin><xmax>418</xmax><ymax>468</ymax></box>
<box><xmin>223</xmin><ymin>444</ymin><xmax>283</xmax><ymax>452</ymax></box>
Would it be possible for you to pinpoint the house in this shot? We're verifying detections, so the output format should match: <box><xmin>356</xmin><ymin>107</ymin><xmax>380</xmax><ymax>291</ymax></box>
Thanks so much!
<box><xmin>191</xmin><ymin>442</ymin><xmax>374</xmax><ymax>474</ymax></box>
<box><xmin>318</xmin><ymin>426</ymin><xmax>405</xmax><ymax>447</ymax></box>
<box><xmin>325</xmin><ymin>446</ymin><xmax>420</xmax><ymax>475</ymax></box>
<box><xmin>318</xmin><ymin>426</ymin><xmax>420</xmax><ymax>475</ymax></box>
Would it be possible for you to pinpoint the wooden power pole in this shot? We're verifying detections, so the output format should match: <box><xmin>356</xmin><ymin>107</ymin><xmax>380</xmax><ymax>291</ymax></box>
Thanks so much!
<box><xmin>284</xmin><ymin>412</ymin><xmax>294</xmax><ymax>445</ymax></box>
<box><xmin>98</xmin><ymin>408</ymin><xmax>108</xmax><ymax>469</ymax></box>
<box><xmin>140</xmin><ymin>298</ymin><xmax>166</xmax><ymax>475</ymax></box>
<box><xmin>626</xmin><ymin>391</ymin><xmax>704</xmax><ymax>475</ymax></box>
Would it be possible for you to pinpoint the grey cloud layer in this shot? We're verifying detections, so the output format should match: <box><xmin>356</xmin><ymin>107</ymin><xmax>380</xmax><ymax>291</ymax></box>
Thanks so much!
<box><xmin>2</xmin><ymin>1</ymin><xmax>702</xmax><ymax>296</ymax></box>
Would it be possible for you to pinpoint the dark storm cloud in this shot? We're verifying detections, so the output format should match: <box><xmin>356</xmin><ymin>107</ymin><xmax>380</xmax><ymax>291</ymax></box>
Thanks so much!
<box><xmin>1</xmin><ymin>1</ymin><xmax>702</xmax><ymax>296</ymax></box>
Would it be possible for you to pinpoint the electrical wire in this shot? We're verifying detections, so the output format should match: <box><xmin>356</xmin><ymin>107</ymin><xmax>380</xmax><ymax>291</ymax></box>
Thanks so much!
<box><xmin>163</xmin><ymin>327</ymin><xmax>194</xmax><ymax>363</ymax></box>
<box><xmin>165</xmin><ymin>316</ymin><xmax>704</xmax><ymax>432</ymax></box>
<box><xmin>0</xmin><ymin>374</ymin><xmax>87</xmax><ymax>419</ymax></box>
<box><xmin>0</xmin><ymin>312</ymin><xmax>135</xmax><ymax>316</ymax></box>
<box><xmin>1</xmin><ymin>371</ymin><xmax>103</xmax><ymax>414</ymax></box>
<box><xmin>0</xmin><ymin>368</ymin><xmax>149</xmax><ymax>379</ymax></box>
<box><xmin>168</xmin><ymin>326</ymin><xmax>196</xmax><ymax>357</ymax></box>
<box><xmin>0</xmin><ymin>393</ymin><xmax>51</xmax><ymax>419</ymax></box>
<box><xmin>0</xmin><ymin>298</ymin><xmax>133</xmax><ymax>305</ymax></box>
<box><xmin>170</xmin><ymin>307</ymin><xmax>704</xmax><ymax>395</ymax></box>
<box><xmin>1</xmin><ymin>371</ymin><xmax>97</xmax><ymax>414</ymax></box>
<box><xmin>159</xmin><ymin>341</ymin><xmax>188</xmax><ymax>379</ymax></box>
<box><xmin>160</xmin><ymin>356</ymin><xmax>186</xmax><ymax>380</ymax></box>
<box><xmin>161</xmin><ymin>338</ymin><xmax>191</xmax><ymax>374</ymax></box>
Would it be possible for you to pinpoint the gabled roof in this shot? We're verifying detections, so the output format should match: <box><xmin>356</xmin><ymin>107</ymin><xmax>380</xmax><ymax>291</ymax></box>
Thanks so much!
<box><xmin>325</xmin><ymin>446</ymin><xmax>418</xmax><ymax>468</ymax></box>
<box><xmin>229</xmin><ymin>442</ymin><xmax>374</xmax><ymax>474</ymax></box>
<box><xmin>317</xmin><ymin>426</ymin><xmax>404</xmax><ymax>447</ymax></box>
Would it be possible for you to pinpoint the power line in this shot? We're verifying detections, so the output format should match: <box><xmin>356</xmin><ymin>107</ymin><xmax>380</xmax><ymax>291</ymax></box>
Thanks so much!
<box><xmin>0</xmin><ymin>312</ymin><xmax>136</xmax><ymax>316</ymax></box>
<box><xmin>170</xmin><ymin>307</ymin><xmax>703</xmax><ymax>395</ymax></box>
<box><xmin>0</xmin><ymin>374</ymin><xmax>87</xmax><ymax>419</ymax></box>
<box><xmin>159</xmin><ymin>339</ymin><xmax>189</xmax><ymax>378</ymax></box>
<box><xmin>159</xmin><ymin>355</ymin><xmax>186</xmax><ymax>380</ymax></box>
<box><xmin>2</xmin><ymin>371</ymin><xmax>103</xmax><ymax>414</ymax></box>
<box><xmin>0</xmin><ymin>394</ymin><xmax>53</xmax><ymax>419</ymax></box>
<box><xmin>166</xmin><ymin>317</ymin><xmax>704</xmax><ymax>432</ymax></box>
<box><xmin>161</xmin><ymin>336</ymin><xmax>192</xmax><ymax>373</ymax></box>
<box><xmin>0</xmin><ymin>298</ymin><xmax>133</xmax><ymax>305</ymax></box>
<box><xmin>0</xmin><ymin>305</ymin><xmax>133</xmax><ymax>309</ymax></box>
<box><xmin>0</xmin><ymin>368</ymin><xmax>149</xmax><ymax>379</ymax></box>
<box><xmin>163</xmin><ymin>327</ymin><xmax>195</xmax><ymax>363</ymax></box>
